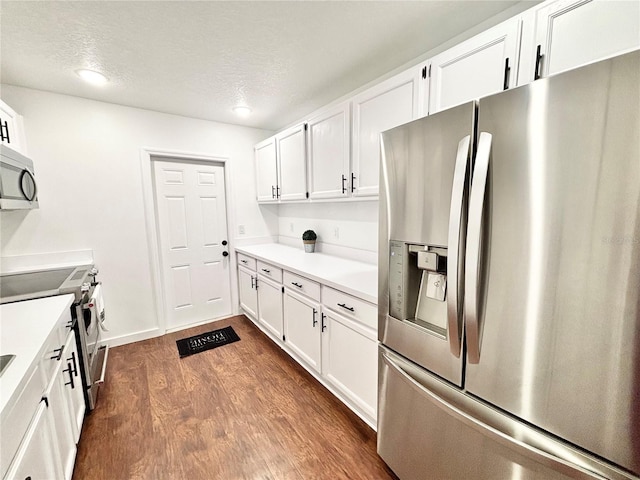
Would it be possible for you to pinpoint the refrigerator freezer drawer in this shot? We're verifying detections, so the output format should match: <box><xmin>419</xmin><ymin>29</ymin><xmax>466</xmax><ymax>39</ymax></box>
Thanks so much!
<box><xmin>377</xmin><ymin>346</ymin><xmax>635</xmax><ymax>480</ymax></box>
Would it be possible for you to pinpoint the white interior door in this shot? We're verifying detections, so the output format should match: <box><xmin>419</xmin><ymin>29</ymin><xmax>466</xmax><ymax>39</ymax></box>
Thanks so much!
<box><xmin>153</xmin><ymin>159</ymin><xmax>232</xmax><ymax>331</ymax></box>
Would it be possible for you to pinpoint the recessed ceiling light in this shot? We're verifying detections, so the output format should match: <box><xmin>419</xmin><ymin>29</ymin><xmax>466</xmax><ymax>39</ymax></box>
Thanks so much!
<box><xmin>76</xmin><ymin>69</ymin><xmax>108</xmax><ymax>86</ymax></box>
<box><xmin>232</xmin><ymin>106</ymin><xmax>252</xmax><ymax>117</ymax></box>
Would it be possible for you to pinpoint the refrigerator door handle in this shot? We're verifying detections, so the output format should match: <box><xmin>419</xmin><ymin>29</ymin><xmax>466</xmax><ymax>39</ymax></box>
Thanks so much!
<box><xmin>465</xmin><ymin>132</ymin><xmax>492</xmax><ymax>364</ymax></box>
<box><xmin>446</xmin><ymin>135</ymin><xmax>470</xmax><ymax>357</ymax></box>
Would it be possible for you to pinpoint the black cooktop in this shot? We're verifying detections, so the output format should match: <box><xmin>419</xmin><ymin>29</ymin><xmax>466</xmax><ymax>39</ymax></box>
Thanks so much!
<box><xmin>0</xmin><ymin>266</ymin><xmax>91</xmax><ymax>304</ymax></box>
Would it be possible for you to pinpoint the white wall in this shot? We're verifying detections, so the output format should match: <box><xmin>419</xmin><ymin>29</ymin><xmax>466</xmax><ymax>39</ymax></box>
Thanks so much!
<box><xmin>277</xmin><ymin>201</ymin><xmax>379</xmax><ymax>264</ymax></box>
<box><xmin>0</xmin><ymin>85</ymin><xmax>276</xmax><ymax>344</ymax></box>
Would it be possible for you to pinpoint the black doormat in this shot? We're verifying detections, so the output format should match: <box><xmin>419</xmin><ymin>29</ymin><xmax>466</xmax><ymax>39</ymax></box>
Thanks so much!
<box><xmin>176</xmin><ymin>326</ymin><xmax>240</xmax><ymax>358</ymax></box>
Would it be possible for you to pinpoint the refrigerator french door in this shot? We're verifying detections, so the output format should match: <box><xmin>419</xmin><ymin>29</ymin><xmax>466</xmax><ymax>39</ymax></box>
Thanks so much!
<box><xmin>378</xmin><ymin>50</ymin><xmax>640</xmax><ymax>480</ymax></box>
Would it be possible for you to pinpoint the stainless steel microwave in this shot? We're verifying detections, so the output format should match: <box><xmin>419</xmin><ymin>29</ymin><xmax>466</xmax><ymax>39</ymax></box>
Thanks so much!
<box><xmin>0</xmin><ymin>144</ymin><xmax>38</xmax><ymax>210</ymax></box>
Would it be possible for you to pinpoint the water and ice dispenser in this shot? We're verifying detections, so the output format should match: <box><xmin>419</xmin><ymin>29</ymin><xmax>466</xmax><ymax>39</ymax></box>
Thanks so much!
<box><xmin>389</xmin><ymin>240</ymin><xmax>448</xmax><ymax>338</ymax></box>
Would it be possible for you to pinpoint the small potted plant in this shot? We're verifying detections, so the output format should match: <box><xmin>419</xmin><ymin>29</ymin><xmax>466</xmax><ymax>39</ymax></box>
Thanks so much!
<box><xmin>302</xmin><ymin>230</ymin><xmax>317</xmax><ymax>253</ymax></box>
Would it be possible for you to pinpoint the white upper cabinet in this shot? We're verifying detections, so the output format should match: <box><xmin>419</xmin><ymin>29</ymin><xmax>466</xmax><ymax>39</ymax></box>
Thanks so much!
<box><xmin>519</xmin><ymin>0</ymin><xmax>640</xmax><ymax>84</ymax></box>
<box><xmin>427</xmin><ymin>17</ymin><xmax>521</xmax><ymax>114</ymax></box>
<box><xmin>351</xmin><ymin>67</ymin><xmax>419</xmax><ymax>197</ymax></box>
<box><xmin>307</xmin><ymin>102</ymin><xmax>351</xmax><ymax>200</ymax></box>
<box><xmin>0</xmin><ymin>100</ymin><xmax>27</xmax><ymax>155</ymax></box>
<box><xmin>276</xmin><ymin>123</ymin><xmax>307</xmax><ymax>201</ymax></box>
<box><xmin>255</xmin><ymin>137</ymin><xmax>278</xmax><ymax>202</ymax></box>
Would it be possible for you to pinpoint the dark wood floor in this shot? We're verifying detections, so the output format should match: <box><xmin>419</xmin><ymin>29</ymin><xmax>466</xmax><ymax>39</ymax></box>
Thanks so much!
<box><xmin>73</xmin><ymin>315</ymin><xmax>397</xmax><ymax>479</ymax></box>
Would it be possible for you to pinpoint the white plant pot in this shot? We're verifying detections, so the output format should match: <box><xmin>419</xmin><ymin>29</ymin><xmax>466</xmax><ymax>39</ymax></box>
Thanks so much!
<box><xmin>303</xmin><ymin>241</ymin><xmax>315</xmax><ymax>253</ymax></box>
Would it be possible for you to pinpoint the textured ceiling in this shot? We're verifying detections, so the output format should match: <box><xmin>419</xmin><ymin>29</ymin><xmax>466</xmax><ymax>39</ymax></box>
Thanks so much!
<box><xmin>1</xmin><ymin>1</ymin><xmax>526</xmax><ymax>130</ymax></box>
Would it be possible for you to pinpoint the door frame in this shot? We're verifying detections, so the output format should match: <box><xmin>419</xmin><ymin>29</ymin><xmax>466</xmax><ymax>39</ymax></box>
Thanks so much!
<box><xmin>140</xmin><ymin>147</ymin><xmax>238</xmax><ymax>335</ymax></box>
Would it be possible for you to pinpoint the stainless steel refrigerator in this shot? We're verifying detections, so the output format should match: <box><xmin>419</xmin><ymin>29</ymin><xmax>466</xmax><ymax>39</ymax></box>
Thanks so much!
<box><xmin>377</xmin><ymin>50</ymin><xmax>640</xmax><ymax>479</ymax></box>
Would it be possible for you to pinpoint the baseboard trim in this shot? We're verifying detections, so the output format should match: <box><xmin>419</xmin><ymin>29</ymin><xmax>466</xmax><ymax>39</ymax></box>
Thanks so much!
<box><xmin>103</xmin><ymin>327</ymin><xmax>162</xmax><ymax>348</ymax></box>
<box><xmin>165</xmin><ymin>314</ymin><xmax>235</xmax><ymax>334</ymax></box>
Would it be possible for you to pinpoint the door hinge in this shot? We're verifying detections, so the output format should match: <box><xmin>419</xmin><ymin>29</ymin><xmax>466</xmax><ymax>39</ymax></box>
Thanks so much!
<box><xmin>306</xmin><ymin>192</ymin><xmax>309</xmax><ymax>199</ymax></box>
<box><xmin>304</xmin><ymin>123</ymin><xmax>308</xmax><ymax>131</ymax></box>
<box><xmin>283</xmin><ymin>334</ymin><xmax>286</xmax><ymax>342</ymax></box>
<box><xmin>428</xmin><ymin>64</ymin><xmax>432</xmax><ymax>78</ymax></box>
<box><xmin>42</xmin><ymin>396</ymin><xmax>49</xmax><ymax>408</ymax></box>
<box><xmin>281</xmin><ymin>286</ymin><xmax>284</xmax><ymax>293</ymax></box>
<box><xmin>421</xmin><ymin>66</ymin><xmax>427</xmax><ymax>79</ymax></box>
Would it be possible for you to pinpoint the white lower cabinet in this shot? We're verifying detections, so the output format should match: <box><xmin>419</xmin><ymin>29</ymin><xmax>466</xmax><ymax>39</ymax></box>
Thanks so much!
<box><xmin>4</xmin><ymin>401</ymin><xmax>62</xmax><ymax>480</ymax></box>
<box><xmin>45</xmin><ymin>358</ymin><xmax>76</xmax><ymax>480</ymax></box>
<box><xmin>238</xmin><ymin>266</ymin><xmax>258</xmax><ymax>320</ymax></box>
<box><xmin>237</xmin><ymin>251</ymin><xmax>378</xmax><ymax>427</ymax></box>
<box><xmin>283</xmin><ymin>289</ymin><xmax>321</xmax><ymax>372</ymax></box>
<box><xmin>257</xmin><ymin>274</ymin><xmax>284</xmax><ymax>339</ymax></box>
<box><xmin>321</xmin><ymin>309</ymin><xmax>378</xmax><ymax>421</ymax></box>
<box><xmin>64</xmin><ymin>332</ymin><xmax>85</xmax><ymax>443</ymax></box>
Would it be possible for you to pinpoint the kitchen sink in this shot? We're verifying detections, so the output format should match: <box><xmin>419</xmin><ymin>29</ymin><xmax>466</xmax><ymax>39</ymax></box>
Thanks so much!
<box><xmin>0</xmin><ymin>354</ymin><xmax>16</xmax><ymax>377</ymax></box>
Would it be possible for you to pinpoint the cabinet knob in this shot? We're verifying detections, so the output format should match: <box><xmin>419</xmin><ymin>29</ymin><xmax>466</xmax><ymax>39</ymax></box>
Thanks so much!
<box><xmin>222</xmin><ymin>251</ymin><xmax>229</xmax><ymax>257</ymax></box>
<box><xmin>222</xmin><ymin>240</ymin><xmax>228</xmax><ymax>246</ymax></box>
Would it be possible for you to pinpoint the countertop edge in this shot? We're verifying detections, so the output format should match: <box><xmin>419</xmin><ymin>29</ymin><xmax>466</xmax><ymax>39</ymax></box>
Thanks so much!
<box><xmin>235</xmin><ymin>244</ymin><xmax>378</xmax><ymax>304</ymax></box>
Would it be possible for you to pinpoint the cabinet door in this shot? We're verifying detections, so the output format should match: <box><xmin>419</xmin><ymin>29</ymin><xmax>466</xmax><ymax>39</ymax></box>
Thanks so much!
<box><xmin>276</xmin><ymin>124</ymin><xmax>307</xmax><ymax>201</ymax></box>
<box><xmin>5</xmin><ymin>401</ymin><xmax>63</xmax><ymax>480</ymax></box>
<box><xmin>44</xmin><ymin>358</ymin><xmax>77</xmax><ymax>480</ymax></box>
<box><xmin>257</xmin><ymin>274</ymin><xmax>284</xmax><ymax>339</ymax></box>
<box><xmin>64</xmin><ymin>331</ymin><xmax>85</xmax><ymax>443</ymax></box>
<box><xmin>283</xmin><ymin>290</ymin><xmax>321</xmax><ymax>372</ymax></box>
<box><xmin>528</xmin><ymin>0</ymin><xmax>640</xmax><ymax>81</ymax></box>
<box><xmin>307</xmin><ymin>102</ymin><xmax>351</xmax><ymax>200</ymax></box>
<box><xmin>0</xmin><ymin>100</ymin><xmax>26</xmax><ymax>154</ymax></box>
<box><xmin>428</xmin><ymin>18</ymin><xmax>521</xmax><ymax>114</ymax></box>
<box><xmin>238</xmin><ymin>266</ymin><xmax>258</xmax><ymax>320</ymax></box>
<box><xmin>321</xmin><ymin>309</ymin><xmax>378</xmax><ymax>420</ymax></box>
<box><xmin>255</xmin><ymin>137</ymin><xmax>278</xmax><ymax>202</ymax></box>
<box><xmin>351</xmin><ymin>68</ymin><xmax>419</xmax><ymax>197</ymax></box>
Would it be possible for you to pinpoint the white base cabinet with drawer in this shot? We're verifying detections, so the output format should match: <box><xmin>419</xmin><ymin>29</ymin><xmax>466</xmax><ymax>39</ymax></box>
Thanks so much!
<box><xmin>1</xmin><ymin>297</ymin><xmax>85</xmax><ymax>480</ymax></box>
<box><xmin>236</xmin><ymin>250</ymin><xmax>378</xmax><ymax>427</ymax></box>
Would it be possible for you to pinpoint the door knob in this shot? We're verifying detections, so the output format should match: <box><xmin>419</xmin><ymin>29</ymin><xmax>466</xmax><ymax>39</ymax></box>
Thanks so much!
<box><xmin>222</xmin><ymin>251</ymin><xmax>229</xmax><ymax>257</ymax></box>
<box><xmin>222</xmin><ymin>240</ymin><xmax>228</xmax><ymax>246</ymax></box>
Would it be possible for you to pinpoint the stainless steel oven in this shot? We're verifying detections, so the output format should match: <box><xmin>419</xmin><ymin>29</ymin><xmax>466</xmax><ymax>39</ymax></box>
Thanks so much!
<box><xmin>0</xmin><ymin>264</ymin><xmax>108</xmax><ymax>410</ymax></box>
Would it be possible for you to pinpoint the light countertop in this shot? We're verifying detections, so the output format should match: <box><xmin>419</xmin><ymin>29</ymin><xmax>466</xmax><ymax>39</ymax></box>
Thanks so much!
<box><xmin>235</xmin><ymin>244</ymin><xmax>378</xmax><ymax>304</ymax></box>
<box><xmin>0</xmin><ymin>294</ymin><xmax>74</xmax><ymax>414</ymax></box>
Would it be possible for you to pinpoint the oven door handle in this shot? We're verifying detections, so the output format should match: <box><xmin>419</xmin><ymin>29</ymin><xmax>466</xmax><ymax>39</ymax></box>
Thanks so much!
<box><xmin>94</xmin><ymin>345</ymin><xmax>109</xmax><ymax>386</ymax></box>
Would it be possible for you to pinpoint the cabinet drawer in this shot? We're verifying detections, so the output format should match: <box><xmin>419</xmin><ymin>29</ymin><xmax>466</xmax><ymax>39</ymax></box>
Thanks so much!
<box><xmin>283</xmin><ymin>271</ymin><xmax>320</xmax><ymax>302</ymax></box>
<box><xmin>257</xmin><ymin>261</ymin><xmax>283</xmax><ymax>283</ymax></box>
<box><xmin>237</xmin><ymin>253</ymin><xmax>256</xmax><ymax>271</ymax></box>
<box><xmin>322</xmin><ymin>286</ymin><xmax>377</xmax><ymax>330</ymax></box>
<box><xmin>39</xmin><ymin>323</ymin><xmax>67</xmax><ymax>385</ymax></box>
